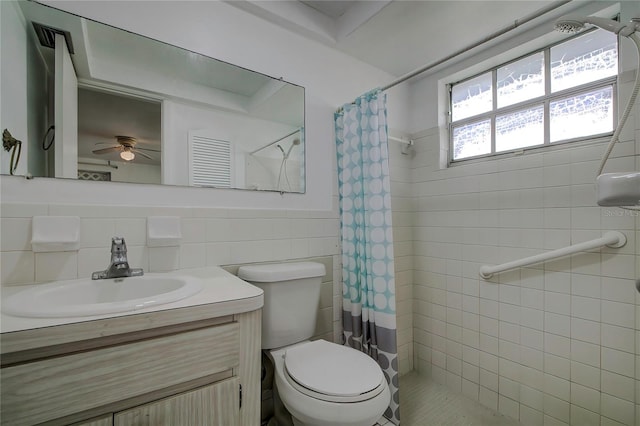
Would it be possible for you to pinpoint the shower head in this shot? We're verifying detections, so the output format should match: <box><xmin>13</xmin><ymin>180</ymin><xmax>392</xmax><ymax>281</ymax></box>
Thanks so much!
<box><xmin>284</xmin><ymin>138</ymin><xmax>300</xmax><ymax>158</ymax></box>
<box><xmin>554</xmin><ymin>15</ymin><xmax>637</xmax><ymax>37</ymax></box>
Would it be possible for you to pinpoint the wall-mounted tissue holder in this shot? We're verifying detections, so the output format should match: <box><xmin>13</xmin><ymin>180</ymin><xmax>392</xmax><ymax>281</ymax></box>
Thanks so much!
<box><xmin>31</xmin><ymin>216</ymin><xmax>81</xmax><ymax>252</ymax></box>
<box><xmin>147</xmin><ymin>216</ymin><xmax>182</xmax><ymax>247</ymax></box>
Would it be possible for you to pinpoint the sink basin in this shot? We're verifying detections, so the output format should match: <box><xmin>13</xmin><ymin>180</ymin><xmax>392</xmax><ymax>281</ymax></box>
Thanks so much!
<box><xmin>2</xmin><ymin>275</ymin><xmax>202</xmax><ymax>318</ymax></box>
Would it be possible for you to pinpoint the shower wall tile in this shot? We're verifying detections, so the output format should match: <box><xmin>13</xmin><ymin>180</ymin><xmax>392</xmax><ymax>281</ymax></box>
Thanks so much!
<box><xmin>390</xmin><ymin>138</ymin><xmax>416</xmax><ymax>376</ymax></box>
<box><xmin>520</xmin><ymin>405</ymin><xmax>544</xmax><ymax>426</ymax></box>
<box><xmin>601</xmin><ymin>393</ymin><xmax>635</xmax><ymax>425</ymax></box>
<box><xmin>410</xmin><ymin>105</ymin><xmax>639</xmax><ymax>424</ymax></box>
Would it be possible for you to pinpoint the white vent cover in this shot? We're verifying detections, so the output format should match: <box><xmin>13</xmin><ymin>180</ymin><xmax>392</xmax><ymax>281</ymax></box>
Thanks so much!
<box><xmin>188</xmin><ymin>131</ymin><xmax>234</xmax><ymax>188</ymax></box>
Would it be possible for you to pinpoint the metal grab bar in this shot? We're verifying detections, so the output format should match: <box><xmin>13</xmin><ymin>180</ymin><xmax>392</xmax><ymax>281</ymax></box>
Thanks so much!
<box><xmin>479</xmin><ymin>231</ymin><xmax>627</xmax><ymax>279</ymax></box>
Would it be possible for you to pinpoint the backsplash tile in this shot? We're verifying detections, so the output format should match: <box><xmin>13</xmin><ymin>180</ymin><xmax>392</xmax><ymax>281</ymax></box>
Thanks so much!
<box><xmin>0</xmin><ymin>203</ymin><xmax>344</xmax><ymax>346</ymax></box>
<box><xmin>1</xmin><ymin>251</ymin><xmax>34</xmax><ymax>284</ymax></box>
<box><xmin>0</xmin><ymin>218</ymin><xmax>31</xmax><ymax>251</ymax></box>
<box><xmin>0</xmin><ymin>204</ymin><xmax>341</xmax><ymax>284</ymax></box>
<box><xmin>35</xmin><ymin>251</ymin><xmax>78</xmax><ymax>282</ymax></box>
<box><xmin>80</xmin><ymin>219</ymin><xmax>116</xmax><ymax>248</ymax></box>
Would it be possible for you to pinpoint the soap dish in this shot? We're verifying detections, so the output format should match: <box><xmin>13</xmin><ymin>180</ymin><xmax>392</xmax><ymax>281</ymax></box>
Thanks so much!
<box><xmin>147</xmin><ymin>216</ymin><xmax>182</xmax><ymax>247</ymax></box>
<box><xmin>31</xmin><ymin>216</ymin><xmax>81</xmax><ymax>252</ymax></box>
<box><xmin>597</xmin><ymin>172</ymin><xmax>640</xmax><ymax>206</ymax></box>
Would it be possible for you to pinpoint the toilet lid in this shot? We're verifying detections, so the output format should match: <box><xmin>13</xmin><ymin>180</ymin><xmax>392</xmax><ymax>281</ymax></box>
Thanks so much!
<box><xmin>284</xmin><ymin>340</ymin><xmax>386</xmax><ymax>402</ymax></box>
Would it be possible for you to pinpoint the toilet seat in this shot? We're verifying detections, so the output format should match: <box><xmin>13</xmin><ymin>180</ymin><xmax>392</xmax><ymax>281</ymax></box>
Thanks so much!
<box><xmin>282</xmin><ymin>340</ymin><xmax>387</xmax><ymax>403</ymax></box>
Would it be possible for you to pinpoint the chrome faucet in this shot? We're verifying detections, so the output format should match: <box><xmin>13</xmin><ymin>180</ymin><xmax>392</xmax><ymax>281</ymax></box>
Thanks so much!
<box><xmin>92</xmin><ymin>237</ymin><xmax>144</xmax><ymax>280</ymax></box>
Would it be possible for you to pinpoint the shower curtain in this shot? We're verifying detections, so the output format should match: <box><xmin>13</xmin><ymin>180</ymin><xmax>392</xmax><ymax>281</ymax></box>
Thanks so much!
<box><xmin>334</xmin><ymin>90</ymin><xmax>400</xmax><ymax>425</ymax></box>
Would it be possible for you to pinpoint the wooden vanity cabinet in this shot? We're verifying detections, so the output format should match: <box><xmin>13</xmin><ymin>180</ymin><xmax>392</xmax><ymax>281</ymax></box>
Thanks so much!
<box><xmin>1</xmin><ymin>309</ymin><xmax>261</xmax><ymax>426</ymax></box>
<box><xmin>72</xmin><ymin>418</ymin><xmax>113</xmax><ymax>426</ymax></box>
<box><xmin>113</xmin><ymin>377</ymin><xmax>240</xmax><ymax>426</ymax></box>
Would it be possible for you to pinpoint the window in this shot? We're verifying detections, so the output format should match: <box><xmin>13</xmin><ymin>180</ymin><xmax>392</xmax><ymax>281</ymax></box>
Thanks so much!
<box><xmin>450</xmin><ymin>28</ymin><xmax>618</xmax><ymax>162</ymax></box>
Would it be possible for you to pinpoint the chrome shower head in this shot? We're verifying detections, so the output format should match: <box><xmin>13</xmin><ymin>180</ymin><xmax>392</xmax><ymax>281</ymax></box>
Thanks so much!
<box><xmin>555</xmin><ymin>15</ymin><xmax>637</xmax><ymax>37</ymax></box>
<box><xmin>284</xmin><ymin>139</ymin><xmax>300</xmax><ymax>158</ymax></box>
<box><xmin>554</xmin><ymin>18</ymin><xmax>586</xmax><ymax>34</ymax></box>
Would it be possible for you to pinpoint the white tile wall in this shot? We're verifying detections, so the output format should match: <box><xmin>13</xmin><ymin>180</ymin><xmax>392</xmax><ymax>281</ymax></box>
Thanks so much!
<box><xmin>408</xmin><ymin>77</ymin><xmax>639</xmax><ymax>425</ymax></box>
<box><xmin>1</xmin><ymin>141</ymin><xmax>415</xmax><ymax>384</ymax></box>
<box><xmin>0</xmin><ymin>203</ymin><xmax>343</xmax><ymax>340</ymax></box>
<box><xmin>1</xmin><ymin>80</ymin><xmax>637</xmax><ymax>426</ymax></box>
<box><xmin>389</xmin><ymin>138</ymin><xmax>415</xmax><ymax>377</ymax></box>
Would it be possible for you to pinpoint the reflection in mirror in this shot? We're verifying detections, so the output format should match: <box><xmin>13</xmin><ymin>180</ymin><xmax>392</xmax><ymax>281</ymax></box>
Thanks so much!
<box><xmin>0</xmin><ymin>1</ymin><xmax>305</xmax><ymax>193</ymax></box>
<box><xmin>78</xmin><ymin>88</ymin><xmax>162</xmax><ymax>184</ymax></box>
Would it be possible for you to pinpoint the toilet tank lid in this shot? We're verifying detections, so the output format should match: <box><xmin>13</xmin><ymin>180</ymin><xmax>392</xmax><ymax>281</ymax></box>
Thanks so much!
<box><xmin>238</xmin><ymin>262</ymin><xmax>326</xmax><ymax>282</ymax></box>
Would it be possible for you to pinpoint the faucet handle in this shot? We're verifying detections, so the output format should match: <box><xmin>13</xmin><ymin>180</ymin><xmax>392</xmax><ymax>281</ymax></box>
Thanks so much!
<box><xmin>111</xmin><ymin>236</ymin><xmax>127</xmax><ymax>253</ymax></box>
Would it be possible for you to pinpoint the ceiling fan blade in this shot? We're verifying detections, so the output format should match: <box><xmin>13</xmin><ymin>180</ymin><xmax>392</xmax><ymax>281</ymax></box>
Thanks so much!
<box><xmin>132</xmin><ymin>149</ymin><xmax>154</xmax><ymax>160</ymax></box>
<box><xmin>130</xmin><ymin>139</ymin><xmax>158</xmax><ymax>146</ymax></box>
<box><xmin>92</xmin><ymin>146</ymin><xmax>122</xmax><ymax>155</ymax></box>
<box><xmin>135</xmin><ymin>147</ymin><xmax>161</xmax><ymax>153</ymax></box>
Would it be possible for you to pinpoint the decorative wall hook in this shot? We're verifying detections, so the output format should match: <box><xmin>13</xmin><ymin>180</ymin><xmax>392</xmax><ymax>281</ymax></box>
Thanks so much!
<box><xmin>3</xmin><ymin>129</ymin><xmax>22</xmax><ymax>175</ymax></box>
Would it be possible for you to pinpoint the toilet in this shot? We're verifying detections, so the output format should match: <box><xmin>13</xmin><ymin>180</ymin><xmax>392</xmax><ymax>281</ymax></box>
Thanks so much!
<box><xmin>238</xmin><ymin>262</ymin><xmax>390</xmax><ymax>426</ymax></box>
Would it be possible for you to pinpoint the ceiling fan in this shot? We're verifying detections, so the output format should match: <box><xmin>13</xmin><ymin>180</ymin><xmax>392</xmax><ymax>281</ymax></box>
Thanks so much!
<box><xmin>92</xmin><ymin>136</ymin><xmax>159</xmax><ymax>161</ymax></box>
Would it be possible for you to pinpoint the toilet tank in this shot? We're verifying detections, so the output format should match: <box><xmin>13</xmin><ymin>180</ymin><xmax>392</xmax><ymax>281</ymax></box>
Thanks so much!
<box><xmin>238</xmin><ymin>262</ymin><xmax>326</xmax><ymax>349</ymax></box>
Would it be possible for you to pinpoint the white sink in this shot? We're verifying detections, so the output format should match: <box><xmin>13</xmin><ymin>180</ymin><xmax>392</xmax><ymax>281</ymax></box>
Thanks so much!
<box><xmin>2</xmin><ymin>275</ymin><xmax>202</xmax><ymax>318</ymax></box>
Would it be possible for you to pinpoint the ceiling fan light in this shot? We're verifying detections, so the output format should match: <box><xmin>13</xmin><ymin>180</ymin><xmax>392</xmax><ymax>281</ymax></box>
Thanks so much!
<box><xmin>120</xmin><ymin>150</ymin><xmax>135</xmax><ymax>161</ymax></box>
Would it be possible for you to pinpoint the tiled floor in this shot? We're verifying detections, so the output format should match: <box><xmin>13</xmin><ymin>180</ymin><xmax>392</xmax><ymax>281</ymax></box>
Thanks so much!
<box><xmin>377</xmin><ymin>372</ymin><xmax>520</xmax><ymax>425</ymax></box>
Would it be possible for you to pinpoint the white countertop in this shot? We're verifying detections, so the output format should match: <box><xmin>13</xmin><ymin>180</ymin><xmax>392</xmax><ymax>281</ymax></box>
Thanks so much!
<box><xmin>1</xmin><ymin>266</ymin><xmax>263</xmax><ymax>334</ymax></box>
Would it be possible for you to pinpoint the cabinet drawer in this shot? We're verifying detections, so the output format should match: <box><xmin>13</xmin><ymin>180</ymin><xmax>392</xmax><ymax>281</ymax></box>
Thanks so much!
<box><xmin>1</xmin><ymin>322</ymin><xmax>239</xmax><ymax>426</ymax></box>
<box><xmin>114</xmin><ymin>377</ymin><xmax>239</xmax><ymax>426</ymax></box>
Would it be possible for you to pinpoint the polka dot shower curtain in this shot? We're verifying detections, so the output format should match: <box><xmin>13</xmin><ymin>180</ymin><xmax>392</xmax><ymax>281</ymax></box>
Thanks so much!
<box><xmin>334</xmin><ymin>90</ymin><xmax>399</xmax><ymax>425</ymax></box>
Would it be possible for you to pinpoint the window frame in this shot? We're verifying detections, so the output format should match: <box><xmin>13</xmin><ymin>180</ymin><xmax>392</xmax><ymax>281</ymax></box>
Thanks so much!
<box><xmin>447</xmin><ymin>28</ymin><xmax>619</xmax><ymax>164</ymax></box>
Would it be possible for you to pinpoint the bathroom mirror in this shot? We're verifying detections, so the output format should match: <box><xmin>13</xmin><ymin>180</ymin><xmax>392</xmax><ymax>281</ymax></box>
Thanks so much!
<box><xmin>1</xmin><ymin>1</ymin><xmax>305</xmax><ymax>193</ymax></box>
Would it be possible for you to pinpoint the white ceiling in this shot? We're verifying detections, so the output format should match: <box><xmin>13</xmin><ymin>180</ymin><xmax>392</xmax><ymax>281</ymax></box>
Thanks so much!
<box><xmin>77</xmin><ymin>89</ymin><xmax>162</xmax><ymax>165</ymax></box>
<box><xmin>229</xmin><ymin>0</ymin><xmax>582</xmax><ymax>78</ymax></box>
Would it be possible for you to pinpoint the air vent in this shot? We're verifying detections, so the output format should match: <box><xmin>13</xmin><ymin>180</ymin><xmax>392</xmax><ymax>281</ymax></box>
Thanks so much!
<box><xmin>32</xmin><ymin>22</ymin><xmax>74</xmax><ymax>54</ymax></box>
<box><xmin>188</xmin><ymin>133</ymin><xmax>234</xmax><ymax>188</ymax></box>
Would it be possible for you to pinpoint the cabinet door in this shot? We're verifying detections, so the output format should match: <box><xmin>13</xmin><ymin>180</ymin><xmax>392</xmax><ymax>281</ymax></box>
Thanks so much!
<box><xmin>114</xmin><ymin>377</ymin><xmax>239</xmax><ymax>426</ymax></box>
<box><xmin>71</xmin><ymin>416</ymin><xmax>113</xmax><ymax>426</ymax></box>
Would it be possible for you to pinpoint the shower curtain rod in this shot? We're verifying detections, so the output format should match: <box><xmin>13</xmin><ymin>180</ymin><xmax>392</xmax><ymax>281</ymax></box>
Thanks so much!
<box><xmin>379</xmin><ymin>0</ymin><xmax>572</xmax><ymax>92</ymax></box>
<box><xmin>388</xmin><ymin>136</ymin><xmax>412</xmax><ymax>145</ymax></box>
<box><xmin>250</xmin><ymin>128</ymin><xmax>301</xmax><ymax>155</ymax></box>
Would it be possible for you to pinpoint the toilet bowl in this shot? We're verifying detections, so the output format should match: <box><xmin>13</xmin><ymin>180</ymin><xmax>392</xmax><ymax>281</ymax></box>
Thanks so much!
<box><xmin>268</xmin><ymin>340</ymin><xmax>390</xmax><ymax>426</ymax></box>
<box><xmin>237</xmin><ymin>262</ymin><xmax>390</xmax><ymax>426</ymax></box>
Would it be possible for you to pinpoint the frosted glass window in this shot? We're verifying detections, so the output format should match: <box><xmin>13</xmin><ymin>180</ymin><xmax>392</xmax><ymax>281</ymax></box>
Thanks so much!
<box><xmin>449</xmin><ymin>24</ymin><xmax>617</xmax><ymax>162</ymax></box>
<box><xmin>550</xmin><ymin>86</ymin><xmax>613</xmax><ymax>142</ymax></box>
<box><xmin>551</xmin><ymin>29</ymin><xmax>617</xmax><ymax>93</ymax></box>
<box><xmin>497</xmin><ymin>52</ymin><xmax>544</xmax><ymax>108</ymax></box>
<box><xmin>452</xmin><ymin>120</ymin><xmax>491</xmax><ymax>160</ymax></box>
<box><xmin>451</xmin><ymin>72</ymin><xmax>492</xmax><ymax>121</ymax></box>
<box><xmin>496</xmin><ymin>105</ymin><xmax>544</xmax><ymax>152</ymax></box>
